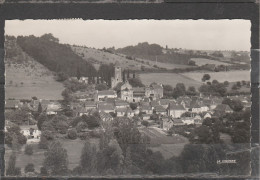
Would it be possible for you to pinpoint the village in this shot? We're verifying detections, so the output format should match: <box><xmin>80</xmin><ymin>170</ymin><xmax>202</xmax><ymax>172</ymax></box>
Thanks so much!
<box><xmin>5</xmin><ymin>65</ymin><xmax>251</xmax><ymax>145</ymax></box>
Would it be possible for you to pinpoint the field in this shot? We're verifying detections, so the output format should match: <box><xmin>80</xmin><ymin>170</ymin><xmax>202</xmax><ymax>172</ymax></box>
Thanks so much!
<box><xmin>139</xmin><ymin>127</ymin><xmax>189</xmax><ymax>159</ymax></box>
<box><xmin>5</xmin><ymin>63</ymin><xmax>64</xmax><ymax>100</ymax></box>
<box><xmin>5</xmin><ymin>138</ymin><xmax>99</xmax><ymax>173</ymax></box>
<box><xmin>139</xmin><ymin>73</ymin><xmax>202</xmax><ymax>89</ymax></box>
<box><xmin>72</xmin><ymin>46</ymin><xmax>192</xmax><ymax>71</ymax></box>
<box><xmin>191</xmin><ymin>58</ymin><xmax>231</xmax><ymax>66</ymax></box>
<box><xmin>181</xmin><ymin>70</ymin><xmax>250</xmax><ymax>83</ymax></box>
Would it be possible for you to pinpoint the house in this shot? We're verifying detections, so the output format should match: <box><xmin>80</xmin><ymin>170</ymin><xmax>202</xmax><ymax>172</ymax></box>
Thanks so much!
<box><xmin>76</xmin><ymin>107</ymin><xmax>89</xmax><ymax>116</ymax></box>
<box><xmin>150</xmin><ymin>100</ymin><xmax>160</xmax><ymax>109</ymax></box>
<box><xmin>140</xmin><ymin>105</ymin><xmax>153</xmax><ymax>115</ymax></box>
<box><xmin>154</xmin><ymin>105</ymin><xmax>167</xmax><ymax>115</ymax></box>
<box><xmin>142</xmin><ymin>114</ymin><xmax>151</xmax><ymax>121</ymax></box>
<box><xmin>189</xmin><ymin>101</ymin><xmax>202</xmax><ymax>113</ymax></box>
<box><xmin>95</xmin><ymin>90</ymin><xmax>117</xmax><ymax>101</ymax></box>
<box><xmin>181</xmin><ymin>117</ymin><xmax>194</xmax><ymax>125</ymax></box>
<box><xmin>116</xmin><ymin>107</ymin><xmax>134</xmax><ymax>117</ymax></box>
<box><xmin>83</xmin><ymin>101</ymin><xmax>97</xmax><ymax>110</ymax></box>
<box><xmin>46</xmin><ymin>101</ymin><xmax>62</xmax><ymax>115</ymax></box>
<box><xmin>214</xmin><ymin>104</ymin><xmax>233</xmax><ymax>114</ymax></box>
<box><xmin>20</xmin><ymin>125</ymin><xmax>41</xmax><ymax>144</ymax></box>
<box><xmin>161</xmin><ymin>116</ymin><xmax>173</xmax><ymax>131</ymax></box>
<box><xmin>5</xmin><ymin>99</ymin><xmax>21</xmax><ymax>110</ymax></box>
<box><xmin>79</xmin><ymin>77</ymin><xmax>88</xmax><ymax>84</ymax></box>
<box><xmin>172</xmin><ymin>118</ymin><xmax>184</xmax><ymax>126</ymax></box>
<box><xmin>133</xmin><ymin>87</ymin><xmax>146</xmax><ymax>103</ymax></box>
<box><xmin>159</xmin><ymin>99</ymin><xmax>175</xmax><ymax>109</ymax></box>
<box><xmin>202</xmin><ymin>112</ymin><xmax>212</xmax><ymax>119</ymax></box>
<box><xmin>98</xmin><ymin>104</ymin><xmax>115</xmax><ymax>114</ymax></box>
<box><xmin>145</xmin><ymin>83</ymin><xmax>163</xmax><ymax>100</ymax></box>
<box><xmin>99</xmin><ymin>111</ymin><xmax>113</xmax><ymax>122</ymax></box>
<box><xmin>167</xmin><ymin>103</ymin><xmax>186</xmax><ymax>118</ymax></box>
<box><xmin>114</xmin><ymin>100</ymin><xmax>129</xmax><ymax>109</ymax></box>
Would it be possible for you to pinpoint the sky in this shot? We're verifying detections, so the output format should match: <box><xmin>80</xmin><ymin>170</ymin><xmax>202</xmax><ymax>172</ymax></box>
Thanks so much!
<box><xmin>5</xmin><ymin>19</ymin><xmax>251</xmax><ymax>51</ymax></box>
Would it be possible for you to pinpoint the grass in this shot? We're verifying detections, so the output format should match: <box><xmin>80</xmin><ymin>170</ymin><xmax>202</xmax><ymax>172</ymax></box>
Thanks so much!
<box><xmin>139</xmin><ymin>127</ymin><xmax>189</xmax><ymax>159</ymax></box>
<box><xmin>5</xmin><ymin>138</ymin><xmax>99</xmax><ymax>173</ymax></box>
<box><xmin>5</xmin><ymin>63</ymin><xmax>64</xmax><ymax>100</ymax></box>
<box><xmin>139</xmin><ymin>72</ymin><xmax>202</xmax><ymax>89</ymax></box>
<box><xmin>181</xmin><ymin>70</ymin><xmax>250</xmax><ymax>83</ymax></box>
<box><xmin>191</xmin><ymin>58</ymin><xmax>231</xmax><ymax>66</ymax></box>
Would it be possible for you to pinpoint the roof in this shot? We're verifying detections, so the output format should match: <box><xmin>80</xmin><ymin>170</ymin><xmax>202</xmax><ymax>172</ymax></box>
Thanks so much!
<box><xmin>150</xmin><ymin>100</ymin><xmax>160</xmax><ymax>107</ymax></box>
<box><xmin>159</xmin><ymin>99</ymin><xmax>172</xmax><ymax>106</ymax></box>
<box><xmin>133</xmin><ymin>87</ymin><xmax>145</xmax><ymax>93</ymax></box>
<box><xmin>154</xmin><ymin>105</ymin><xmax>166</xmax><ymax>112</ymax></box>
<box><xmin>98</xmin><ymin>90</ymin><xmax>116</xmax><ymax>96</ymax></box>
<box><xmin>190</xmin><ymin>101</ymin><xmax>201</xmax><ymax>109</ymax></box>
<box><xmin>99</xmin><ymin>111</ymin><xmax>113</xmax><ymax>120</ymax></box>
<box><xmin>98</xmin><ymin>104</ymin><xmax>115</xmax><ymax>111</ymax></box>
<box><xmin>117</xmin><ymin>107</ymin><xmax>133</xmax><ymax>113</ymax></box>
<box><xmin>141</xmin><ymin>105</ymin><xmax>152</xmax><ymax>111</ymax></box>
<box><xmin>168</xmin><ymin>103</ymin><xmax>186</xmax><ymax>111</ymax></box>
<box><xmin>214</xmin><ymin>104</ymin><xmax>233</xmax><ymax>112</ymax></box>
<box><xmin>172</xmin><ymin>118</ymin><xmax>184</xmax><ymax>124</ymax></box>
<box><xmin>84</xmin><ymin>101</ymin><xmax>96</xmax><ymax>107</ymax></box>
<box><xmin>5</xmin><ymin>100</ymin><xmax>20</xmax><ymax>109</ymax></box>
<box><xmin>151</xmin><ymin>83</ymin><xmax>163</xmax><ymax>89</ymax></box>
<box><xmin>76</xmin><ymin>107</ymin><xmax>88</xmax><ymax>113</ymax></box>
<box><xmin>115</xmin><ymin>100</ymin><xmax>129</xmax><ymax>106</ymax></box>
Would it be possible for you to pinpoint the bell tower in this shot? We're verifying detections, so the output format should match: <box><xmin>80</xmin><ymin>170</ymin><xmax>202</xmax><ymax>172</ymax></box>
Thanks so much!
<box><xmin>114</xmin><ymin>66</ymin><xmax>122</xmax><ymax>82</ymax></box>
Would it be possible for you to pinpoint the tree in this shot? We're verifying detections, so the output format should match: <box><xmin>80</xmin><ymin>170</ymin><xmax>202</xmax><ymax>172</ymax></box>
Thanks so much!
<box><xmin>202</xmin><ymin>74</ymin><xmax>211</xmax><ymax>82</ymax></box>
<box><xmin>24</xmin><ymin>163</ymin><xmax>35</xmax><ymax>173</ymax></box>
<box><xmin>95</xmin><ymin>84</ymin><xmax>108</xmax><ymax>91</ymax></box>
<box><xmin>130</xmin><ymin>103</ymin><xmax>138</xmax><ymax>110</ymax></box>
<box><xmin>38</xmin><ymin>102</ymin><xmax>43</xmax><ymax>114</ymax></box>
<box><xmin>212</xmin><ymin>80</ymin><xmax>219</xmax><ymax>85</ymax></box>
<box><xmin>37</xmin><ymin>113</ymin><xmax>48</xmax><ymax>130</ymax></box>
<box><xmin>40</xmin><ymin>166</ymin><xmax>48</xmax><ymax>176</ymax></box>
<box><xmin>173</xmin><ymin>83</ymin><xmax>186</xmax><ymax>98</ymax></box>
<box><xmin>127</xmin><ymin>69</ymin><xmax>130</xmax><ymax>79</ymax></box>
<box><xmin>24</xmin><ymin>145</ymin><xmax>33</xmax><ymax>155</ymax></box>
<box><xmin>6</xmin><ymin>153</ymin><xmax>21</xmax><ymax>176</ymax></box>
<box><xmin>80</xmin><ymin>141</ymin><xmax>97</xmax><ymax>173</ymax></box>
<box><xmin>186</xmin><ymin>86</ymin><xmax>197</xmax><ymax>96</ymax></box>
<box><xmin>43</xmin><ymin>141</ymin><xmax>68</xmax><ymax>175</ymax></box>
<box><xmin>122</xmin><ymin>70</ymin><xmax>126</xmax><ymax>82</ymax></box>
<box><xmin>224</xmin><ymin>81</ymin><xmax>229</xmax><ymax>86</ymax></box>
<box><xmin>128</xmin><ymin>78</ymin><xmax>145</xmax><ymax>87</ymax></box>
<box><xmin>39</xmin><ymin>135</ymin><xmax>49</xmax><ymax>149</ymax></box>
<box><xmin>68</xmin><ymin>129</ymin><xmax>77</xmax><ymax>140</ymax></box>
<box><xmin>141</xmin><ymin>121</ymin><xmax>149</xmax><ymax>128</ymax></box>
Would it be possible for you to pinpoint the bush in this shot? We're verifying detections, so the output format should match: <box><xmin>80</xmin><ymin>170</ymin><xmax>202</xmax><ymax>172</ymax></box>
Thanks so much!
<box><xmin>40</xmin><ymin>166</ymin><xmax>48</xmax><ymax>176</ymax></box>
<box><xmin>24</xmin><ymin>145</ymin><xmax>33</xmax><ymax>155</ymax></box>
<box><xmin>25</xmin><ymin>163</ymin><xmax>35</xmax><ymax>173</ymax></box>
<box><xmin>141</xmin><ymin>120</ymin><xmax>149</xmax><ymax>128</ymax></box>
<box><xmin>78</xmin><ymin>132</ymin><xmax>89</xmax><ymax>140</ymax></box>
<box><xmin>68</xmin><ymin>129</ymin><xmax>77</xmax><ymax>140</ymax></box>
<box><xmin>39</xmin><ymin>135</ymin><xmax>49</xmax><ymax>149</ymax></box>
<box><xmin>88</xmin><ymin>130</ymin><xmax>101</xmax><ymax>138</ymax></box>
<box><xmin>42</xmin><ymin>130</ymin><xmax>54</xmax><ymax>140</ymax></box>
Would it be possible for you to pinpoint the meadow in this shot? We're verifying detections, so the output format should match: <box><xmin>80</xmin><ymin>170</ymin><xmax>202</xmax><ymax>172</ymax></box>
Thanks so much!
<box><xmin>181</xmin><ymin>70</ymin><xmax>250</xmax><ymax>83</ymax></box>
<box><xmin>139</xmin><ymin>73</ymin><xmax>202</xmax><ymax>89</ymax></box>
<box><xmin>5</xmin><ymin>138</ymin><xmax>99</xmax><ymax>173</ymax></box>
<box><xmin>5</xmin><ymin>63</ymin><xmax>64</xmax><ymax>100</ymax></box>
<box><xmin>139</xmin><ymin>127</ymin><xmax>189</xmax><ymax>159</ymax></box>
<box><xmin>191</xmin><ymin>58</ymin><xmax>231</xmax><ymax>66</ymax></box>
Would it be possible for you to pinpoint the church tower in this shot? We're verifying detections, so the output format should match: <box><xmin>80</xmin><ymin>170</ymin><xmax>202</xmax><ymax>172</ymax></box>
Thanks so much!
<box><xmin>111</xmin><ymin>65</ymin><xmax>123</xmax><ymax>88</ymax></box>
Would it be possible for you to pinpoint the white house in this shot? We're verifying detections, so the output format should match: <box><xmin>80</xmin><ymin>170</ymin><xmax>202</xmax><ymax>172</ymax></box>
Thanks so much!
<box><xmin>20</xmin><ymin>125</ymin><xmax>41</xmax><ymax>144</ymax></box>
<box><xmin>167</xmin><ymin>103</ymin><xmax>186</xmax><ymax>118</ymax></box>
<box><xmin>96</xmin><ymin>90</ymin><xmax>117</xmax><ymax>101</ymax></box>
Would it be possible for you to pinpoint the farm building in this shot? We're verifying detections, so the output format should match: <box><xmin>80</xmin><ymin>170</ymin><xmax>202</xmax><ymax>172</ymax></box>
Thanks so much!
<box><xmin>20</xmin><ymin>125</ymin><xmax>41</xmax><ymax>144</ymax></box>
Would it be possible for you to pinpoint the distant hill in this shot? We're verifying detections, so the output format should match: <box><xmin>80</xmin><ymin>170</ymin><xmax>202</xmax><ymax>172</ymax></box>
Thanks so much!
<box><xmin>16</xmin><ymin>34</ymin><xmax>97</xmax><ymax>78</ymax></box>
<box><xmin>5</xmin><ymin>36</ymin><xmax>64</xmax><ymax>100</ymax></box>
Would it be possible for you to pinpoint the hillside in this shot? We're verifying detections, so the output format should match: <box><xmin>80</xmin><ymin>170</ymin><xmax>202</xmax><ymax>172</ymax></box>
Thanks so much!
<box><xmin>16</xmin><ymin>34</ymin><xmax>97</xmax><ymax>78</ymax></box>
<box><xmin>71</xmin><ymin>45</ymin><xmax>192</xmax><ymax>71</ymax></box>
<box><xmin>5</xmin><ymin>36</ymin><xmax>64</xmax><ymax>100</ymax></box>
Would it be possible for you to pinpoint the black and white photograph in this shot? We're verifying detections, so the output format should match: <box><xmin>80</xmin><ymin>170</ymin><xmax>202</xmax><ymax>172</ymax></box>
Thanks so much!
<box><xmin>4</xmin><ymin>19</ymin><xmax>251</xmax><ymax>177</ymax></box>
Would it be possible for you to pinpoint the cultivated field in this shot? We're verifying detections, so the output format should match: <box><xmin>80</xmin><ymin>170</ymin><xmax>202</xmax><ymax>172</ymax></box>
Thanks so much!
<box><xmin>139</xmin><ymin>127</ymin><xmax>189</xmax><ymax>159</ymax></box>
<box><xmin>5</xmin><ymin>63</ymin><xmax>64</xmax><ymax>100</ymax></box>
<box><xmin>191</xmin><ymin>58</ymin><xmax>231</xmax><ymax>66</ymax></box>
<box><xmin>139</xmin><ymin>73</ymin><xmax>202</xmax><ymax>89</ymax></box>
<box><xmin>181</xmin><ymin>70</ymin><xmax>250</xmax><ymax>83</ymax></box>
<box><xmin>5</xmin><ymin>138</ymin><xmax>99</xmax><ymax>173</ymax></box>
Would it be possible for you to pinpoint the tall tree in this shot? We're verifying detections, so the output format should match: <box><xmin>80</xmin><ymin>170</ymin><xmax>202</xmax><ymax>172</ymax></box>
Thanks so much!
<box><xmin>76</xmin><ymin>66</ymin><xmax>81</xmax><ymax>80</ymax></box>
<box><xmin>80</xmin><ymin>141</ymin><xmax>97</xmax><ymax>174</ymax></box>
<box><xmin>122</xmin><ymin>70</ymin><xmax>126</xmax><ymax>82</ymax></box>
<box><xmin>38</xmin><ymin>102</ymin><xmax>43</xmax><ymax>114</ymax></box>
<box><xmin>127</xmin><ymin>69</ymin><xmax>130</xmax><ymax>79</ymax></box>
<box><xmin>43</xmin><ymin>141</ymin><xmax>68</xmax><ymax>175</ymax></box>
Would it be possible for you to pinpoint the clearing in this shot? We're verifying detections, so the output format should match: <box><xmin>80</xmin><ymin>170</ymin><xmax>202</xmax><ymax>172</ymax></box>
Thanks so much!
<box><xmin>139</xmin><ymin>127</ymin><xmax>189</xmax><ymax>159</ymax></box>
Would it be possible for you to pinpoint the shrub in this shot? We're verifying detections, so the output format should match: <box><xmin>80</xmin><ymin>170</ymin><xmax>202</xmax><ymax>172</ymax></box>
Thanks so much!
<box><xmin>39</xmin><ymin>135</ymin><xmax>49</xmax><ymax>149</ymax></box>
<box><xmin>24</xmin><ymin>145</ymin><xmax>33</xmax><ymax>155</ymax></box>
<box><xmin>78</xmin><ymin>132</ymin><xmax>89</xmax><ymax>140</ymax></box>
<box><xmin>42</xmin><ymin>130</ymin><xmax>54</xmax><ymax>140</ymax></box>
<box><xmin>88</xmin><ymin>130</ymin><xmax>101</xmax><ymax>138</ymax></box>
<box><xmin>68</xmin><ymin>129</ymin><xmax>77</xmax><ymax>140</ymax></box>
<box><xmin>141</xmin><ymin>120</ymin><xmax>149</xmax><ymax>128</ymax></box>
<box><xmin>25</xmin><ymin>163</ymin><xmax>35</xmax><ymax>173</ymax></box>
<box><xmin>40</xmin><ymin>166</ymin><xmax>48</xmax><ymax>176</ymax></box>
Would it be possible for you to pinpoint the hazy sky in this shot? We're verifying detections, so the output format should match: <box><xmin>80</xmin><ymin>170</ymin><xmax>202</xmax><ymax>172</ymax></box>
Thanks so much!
<box><xmin>5</xmin><ymin>20</ymin><xmax>251</xmax><ymax>51</ymax></box>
